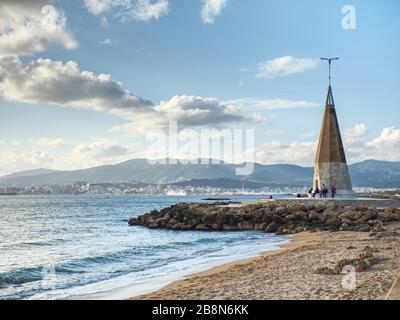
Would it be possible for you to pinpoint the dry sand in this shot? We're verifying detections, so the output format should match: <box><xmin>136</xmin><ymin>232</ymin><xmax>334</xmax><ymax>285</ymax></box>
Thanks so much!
<box><xmin>132</xmin><ymin>226</ymin><xmax>400</xmax><ymax>300</ymax></box>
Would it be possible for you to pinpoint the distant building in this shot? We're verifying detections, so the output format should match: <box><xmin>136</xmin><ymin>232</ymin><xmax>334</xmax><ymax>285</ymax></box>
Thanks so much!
<box><xmin>313</xmin><ymin>59</ymin><xmax>356</xmax><ymax>197</ymax></box>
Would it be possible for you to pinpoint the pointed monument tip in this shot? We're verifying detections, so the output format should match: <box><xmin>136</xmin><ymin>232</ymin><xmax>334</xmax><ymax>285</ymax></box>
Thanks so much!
<box><xmin>326</xmin><ymin>86</ymin><xmax>335</xmax><ymax>106</ymax></box>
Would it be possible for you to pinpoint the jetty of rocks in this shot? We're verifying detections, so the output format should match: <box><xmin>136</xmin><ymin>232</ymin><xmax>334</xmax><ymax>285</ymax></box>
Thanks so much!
<box><xmin>128</xmin><ymin>200</ymin><xmax>400</xmax><ymax>235</ymax></box>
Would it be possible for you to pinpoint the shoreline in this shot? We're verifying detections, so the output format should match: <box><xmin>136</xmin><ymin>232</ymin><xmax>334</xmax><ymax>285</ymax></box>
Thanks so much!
<box><xmin>132</xmin><ymin>228</ymin><xmax>400</xmax><ymax>300</ymax></box>
<box><xmin>130</xmin><ymin>232</ymin><xmax>316</xmax><ymax>300</ymax></box>
<box><xmin>64</xmin><ymin>232</ymin><xmax>291</xmax><ymax>300</ymax></box>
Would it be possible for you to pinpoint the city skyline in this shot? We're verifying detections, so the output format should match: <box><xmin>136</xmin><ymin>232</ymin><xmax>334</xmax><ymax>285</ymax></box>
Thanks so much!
<box><xmin>0</xmin><ymin>0</ymin><xmax>399</xmax><ymax>176</ymax></box>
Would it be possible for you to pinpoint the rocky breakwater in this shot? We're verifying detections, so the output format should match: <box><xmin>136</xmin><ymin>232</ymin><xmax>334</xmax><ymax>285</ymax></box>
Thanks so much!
<box><xmin>128</xmin><ymin>201</ymin><xmax>400</xmax><ymax>235</ymax></box>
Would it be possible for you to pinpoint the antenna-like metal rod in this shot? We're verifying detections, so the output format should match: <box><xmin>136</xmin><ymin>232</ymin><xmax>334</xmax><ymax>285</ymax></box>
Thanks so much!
<box><xmin>321</xmin><ymin>57</ymin><xmax>339</xmax><ymax>87</ymax></box>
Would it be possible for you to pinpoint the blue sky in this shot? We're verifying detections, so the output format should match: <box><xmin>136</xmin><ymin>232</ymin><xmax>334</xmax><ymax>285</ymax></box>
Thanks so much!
<box><xmin>0</xmin><ymin>0</ymin><xmax>399</xmax><ymax>175</ymax></box>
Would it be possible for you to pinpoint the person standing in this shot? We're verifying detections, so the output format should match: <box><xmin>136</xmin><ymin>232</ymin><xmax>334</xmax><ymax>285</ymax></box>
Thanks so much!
<box><xmin>331</xmin><ymin>186</ymin><xmax>337</xmax><ymax>198</ymax></box>
<box><xmin>315</xmin><ymin>187</ymin><xmax>320</xmax><ymax>198</ymax></box>
<box><xmin>322</xmin><ymin>184</ymin><xmax>327</xmax><ymax>198</ymax></box>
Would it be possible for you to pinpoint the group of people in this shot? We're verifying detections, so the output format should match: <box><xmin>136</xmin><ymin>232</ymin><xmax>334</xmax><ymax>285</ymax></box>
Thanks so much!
<box><xmin>308</xmin><ymin>184</ymin><xmax>337</xmax><ymax>199</ymax></box>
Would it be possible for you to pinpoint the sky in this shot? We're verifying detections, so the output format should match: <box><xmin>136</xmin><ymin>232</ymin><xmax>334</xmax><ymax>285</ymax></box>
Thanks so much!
<box><xmin>0</xmin><ymin>0</ymin><xmax>399</xmax><ymax>176</ymax></box>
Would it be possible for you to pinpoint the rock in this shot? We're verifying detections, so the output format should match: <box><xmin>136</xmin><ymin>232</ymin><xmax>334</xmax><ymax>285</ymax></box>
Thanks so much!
<box><xmin>222</xmin><ymin>224</ymin><xmax>237</xmax><ymax>231</ymax></box>
<box><xmin>285</xmin><ymin>214</ymin><xmax>296</xmax><ymax>220</ymax></box>
<box><xmin>195</xmin><ymin>224</ymin><xmax>210</xmax><ymax>231</ymax></box>
<box><xmin>238</xmin><ymin>221</ymin><xmax>254</xmax><ymax>230</ymax></box>
<box><xmin>255</xmin><ymin>223</ymin><xmax>268</xmax><ymax>231</ymax></box>
<box><xmin>265</xmin><ymin>222</ymin><xmax>280</xmax><ymax>233</ymax></box>
<box><xmin>358</xmin><ymin>224</ymin><xmax>372</xmax><ymax>232</ymax></box>
<box><xmin>384</xmin><ymin>207</ymin><xmax>398</xmax><ymax>214</ymax></box>
<box><xmin>339</xmin><ymin>223</ymin><xmax>350</xmax><ymax>231</ymax></box>
<box><xmin>211</xmin><ymin>223</ymin><xmax>222</xmax><ymax>230</ymax></box>
<box><xmin>367</xmin><ymin>219</ymin><xmax>378</xmax><ymax>227</ymax></box>
<box><xmin>315</xmin><ymin>266</ymin><xmax>337</xmax><ymax>275</ymax></box>
<box><xmin>128</xmin><ymin>201</ymin><xmax>400</xmax><ymax>235</ymax></box>
<box><xmin>378</xmin><ymin>212</ymin><xmax>394</xmax><ymax>222</ymax></box>
<box><xmin>309</xmin><ymin>211</ymin><xmax>321</xmax><ymax>221</ymax></box>
<box><xmin>201</xmin><ymin>213</ymin><xmax>216</xmax><ymax>225</ymax></box>
<box><xmin>341</xmin><ymin>218</ymin><xmax>352</xmax><ymax>225</ymax></box>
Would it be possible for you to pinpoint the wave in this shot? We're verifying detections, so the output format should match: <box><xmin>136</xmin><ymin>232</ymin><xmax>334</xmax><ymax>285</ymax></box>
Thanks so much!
<box><xmin>0</xmin><ymin>267</ymin><xmax>48</xmax><ymax>287</ymax></box>
<box><xmin>0</xmin><ymin>234</ymin><xmax>251</xmax><ymax>289</ymax></box>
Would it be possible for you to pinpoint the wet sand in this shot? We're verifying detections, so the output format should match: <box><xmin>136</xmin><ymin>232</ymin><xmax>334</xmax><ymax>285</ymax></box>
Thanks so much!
<box><xmin>132</xmin><ymin>227</ymin><xmax>400</xmax><ymax>300</ymax></box>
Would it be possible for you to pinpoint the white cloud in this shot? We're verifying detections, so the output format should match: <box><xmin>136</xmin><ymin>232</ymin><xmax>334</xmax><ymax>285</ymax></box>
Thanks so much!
<box><xmin>365</xmin><ymin>127</ymin><xmax>400</xmax><ymax>149</ymax></box>
<box><xmin>37</xmin><ymin>137</ymin><xmax>70</xmax><ymax>148</ymax></box>
<box><xmin>84</xmin><ymin>0</ymin><xmax>169</xmax><ymax>22</ymax></box>
<box><xmin>154</xmin><ymin>95</ymin><xmax>244</xmax><ymax>128</ymax></box>
<box><xmin>99</xmin><ymin>38</ymin><xmax>117</xmax><ymax>46</ymax></box>
<box><xmin>73</xmin><ymin>139</ymin><xmax>128</xmax><ymax>159</ymax></box>
<box><xmin>201</xmin><ymin>0</ymin><xmax>228</xmax><ymax>24</ymax></box>
<box><xmin>224</xmin><ymin>98</ymin><xmax>319</xmax><ymax>111</ymax></box>
<box><xmin>1</xmin><ymin>126</ymin><xmax>399</xmax><ymax>176</ymax></box>
<box><xmin>84</xmin><ymin>0</ymin><xmax>113</xmax><ymax>15</ymax></box>
<box><xmin>256</xmin><ymin>56</ymin><xmax>318</xmax><ymax>79</ymax></box>
<box><xmin>0</xmin><ymin>0</ymin><xmax>77</xmax><ymax>57</ymax></box>
<box><xmin>0</xmin><ymin>57</ymin><xmax>246</xmax><ymax>132</ymax></box>
<box><xmin>132</xmin><ymin>0</ymin><xmax>169</xmax><ymax>21</ymax></box>
<box><xmin>254</xmin><ymin>141</ymin><xmax>317</xmax><ymax>166</ymax></box>
<box><xmin>343</xmin><ymin>126</ymin><xmax>400</xmax><ymax>163</ymax></box>
<box><xmin>0</xmin><ymin>56</ymin><xmax>153</xmax><ymax>117</ymax></box>
<box><xmin>111</xmin><ymin>95</ymin><xmax>246</xmax><ymax>134</ymax></box>
<box><xmin>0</xmin><ymin>150</ymin><xmax>54</xmax><ymax>176</ymax></box>
<box><xmin>344</xmin><ymin>123</ymin><xmax>368</xmax><ymax>141</ymax></box>
<box><xmin>253</xmin><ymin>126</ymin><xmax>400</xmax><ymax>166</ymax></box>
<box><xmin>0</xmin><ymin>139</ymin><xmax>134</xmax><ymax>175</ymax></box>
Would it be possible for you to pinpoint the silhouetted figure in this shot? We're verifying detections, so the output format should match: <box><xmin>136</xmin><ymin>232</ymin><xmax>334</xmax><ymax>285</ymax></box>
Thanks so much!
<box><xmin>331</xmin><ymin>186</ymin><xmax>337</xmax><ymax>198</ymax></box>
<box><xmin>322</xmin><ymin>184</ymin><xmax>328</xmax><ymax>198</ymax></box>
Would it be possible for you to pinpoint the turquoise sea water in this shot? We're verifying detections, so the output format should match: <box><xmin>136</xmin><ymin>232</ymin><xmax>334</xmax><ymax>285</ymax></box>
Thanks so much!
<box><xmin>0</xmin><ymin>195</ymin><xmax>290</xmax><ymax>300</ymax></box>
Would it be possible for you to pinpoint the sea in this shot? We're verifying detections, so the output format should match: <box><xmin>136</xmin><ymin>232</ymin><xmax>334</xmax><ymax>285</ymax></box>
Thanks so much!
<box><xmin>0</xmin><ymin>194</ymin><xmax>291</xmax><ymax>300</ymax></box>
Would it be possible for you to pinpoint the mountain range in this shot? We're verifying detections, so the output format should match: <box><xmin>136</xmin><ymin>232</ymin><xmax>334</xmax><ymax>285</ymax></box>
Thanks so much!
<box><xmin>0</xmin><ymin>159</ymin><xmax>399</xmax><ymax>188</ymax></box>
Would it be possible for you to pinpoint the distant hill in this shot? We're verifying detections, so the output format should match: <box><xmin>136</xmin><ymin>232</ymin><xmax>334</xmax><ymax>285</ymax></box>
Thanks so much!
<box><xmin>168</xmin><ymin>178</ymin><xmax>303</xmax><ymax>189</ymax></box>
<box><xmin>4</xmin><ymin>168</ymin><xmax>58</xmax><ymax>178</ymax></box>
<box><xmin>348</xmin><ymin>160</ymin><xmax>400</xmax><ymax>188</ymax></box>
<box><xmin>0</xmin><ymin>159</ymin><xmax>399</xmax><ymax>188</ymax></box>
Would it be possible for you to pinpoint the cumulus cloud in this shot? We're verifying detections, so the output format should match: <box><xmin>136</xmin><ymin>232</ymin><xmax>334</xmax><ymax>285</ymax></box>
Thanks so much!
<box><xmin>73</xmin><ymin>139</ymin><xmax>128</xmax><ymax>159</ymax></box>
<box><xmin>37</xmin><ymin>137</ymin><xmax>70</xmax><ymax>148</ymax></box>
<box><xmin>254</xmin><ymin>141</ymin><xmax>317</xmax><ymax>166</ymax></box>
<box><xmin>365</xmin><ymin>127</ymin><xmax>400</xmax><ymax>150</ymax></box>
<box><xmin>111</xmin><ymin>95</ymin><xmax>246</xmax><ymax>134</ymax></box>
<box><xmin>251</xmin><ymin>126</ymin><xmax>400</xmax><ymax>167</ymax></box>
<box><xmin>224</xmin><ymin>98</ymin><xmax>319</xmax><ymax>111</ymax></box>
<box><xmin>84</xmin><ymin>0</ymin><xmax>169</xmax><ymax>22</ymax></box>
<box><xmin>0</xmin><ymin>56</ymin><xmax>153</xmax><ymax>117</ymax></box>
<box><xmin>84</xmin><ymin>0</ymin><xmax>113</xmax><ymax>15</ymax></box>
<box><xmin>343</xmin><ymin>127</ymin><xmax>400</xmax><ymax>163</ymax></box>
<box><xmin>0</xmin><ymin>139</ymin><xmax>134</xmax><ymax>175</ymax></box>
<box><xmin>154</xmin><ymin>95</ymin><xmax>244</xmax><ymax>128</ymax></box>
<box><xmin>256</xmin><ymin>56</ymin><xmax>318</xmax><ymax>79</ymax></box>
<box><xmin>201</xmin><ymin>0</ymin><xmax>228</xmax><ymax>24</ymax></box>
<box><xmin>0</xmin><ymin>150</ymin><xmax>54</xmax><ymax>176</ymax></box>
<box><xmin>0</xmin><ymin>57</ymin><xmax>246</xmax><ymax>132</ymax></box>
<box><xmin>0</xmin><ymin>0</ymin><xmax>77</xmax><ymax>57</ymax></box>
<box><xmin>344</xmin><ymin>123</ymin><xmax>368</xmax><ymax>141</ymax></box>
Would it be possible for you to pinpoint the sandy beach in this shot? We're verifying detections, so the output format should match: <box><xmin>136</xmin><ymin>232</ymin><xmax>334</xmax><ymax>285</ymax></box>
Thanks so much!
<box><xmin>132</xmin><ymin>225</ymin><xmax>400</xmax><ymax>300</ymax></box>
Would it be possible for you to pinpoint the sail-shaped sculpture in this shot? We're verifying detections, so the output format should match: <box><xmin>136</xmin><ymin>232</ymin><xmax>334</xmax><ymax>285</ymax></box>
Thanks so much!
<box><xmin>313</xmin><ymin>58</ymin><xmax>355</xmax><ymax>197</ymax></box>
